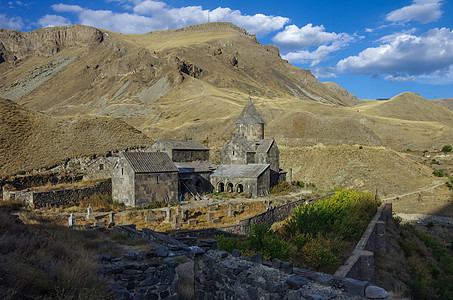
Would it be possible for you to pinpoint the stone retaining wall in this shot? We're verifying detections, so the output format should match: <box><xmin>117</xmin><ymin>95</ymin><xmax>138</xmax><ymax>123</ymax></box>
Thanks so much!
<box><xmin>1</xmin><ymin>172</ymin><xmax>83</xmax><ymax>200</ymax></box>
<box><xmin>98</xmin><ymin>251</ymin><xmax>179</xmax><ymax>300</ymax></box>
<box><xmin>193</xmin><ymin>250</ymin><xmax>379</xmax><ymax>299</ymax></box>
<box><xmin>5</xmin><ymin>180</ymin><xmax>111</xmax><ymax>208</ymax></box>
<box><xmin>334</xmin><ymin>202</ymin><xmax>392</xmax><ymax>283</ymax></box>
<box><xmin>173</xmin><ymin>193</ymin><xmax>334</xmax><ymax>239</ymax></box>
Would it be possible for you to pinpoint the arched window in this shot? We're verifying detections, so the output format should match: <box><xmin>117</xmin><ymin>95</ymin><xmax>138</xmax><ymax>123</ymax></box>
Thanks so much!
<box><xmin>227</xmin><ymin>182</ymin><xmax>234</xmax><ymax>193</ymax></box>
<box><xmin>236</xmin><ymin>183</ymin><xmax>244</xmax><ymax>193</ymax></box>
<box><xmin>217</xmin><ymin>182</ymin><xmax>225</xmax><ymax>193</ymax></box>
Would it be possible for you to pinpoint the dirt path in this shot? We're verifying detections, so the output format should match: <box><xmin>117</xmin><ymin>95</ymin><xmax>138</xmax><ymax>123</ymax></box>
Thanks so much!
<box><xmin>382</xmin><ymin>179</ymin><xmax>446</xmax><ymax>201</ymax></box>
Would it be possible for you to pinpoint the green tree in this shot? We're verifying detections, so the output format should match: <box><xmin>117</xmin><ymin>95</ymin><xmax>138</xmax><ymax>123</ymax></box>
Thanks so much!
<box><xmin>442</xmin><ymin>145</ymin><xmax>452</xmax><ymax>153</ymax></box>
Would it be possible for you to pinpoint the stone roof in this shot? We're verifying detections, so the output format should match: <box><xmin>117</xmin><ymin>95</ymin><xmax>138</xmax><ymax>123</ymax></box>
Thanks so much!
<box><xmin>235</xmin><ymin>98</ymin><xmax>264</xmax><ymax>125</ymax></box>
<box><xmin>175</xmin><ymin>161</ymin><xmax>218</xmax><ymax>173</ymax></box>
<box><xmin>230</xmin><ymin>136</ymin><xmax>255</xmax><ymax>152</ymax></box>
<box><xmin>123</xmin><ymin>152</ymin><xmax>178</xmax><ymax>173</ymax></box>
<box><xmin>148</xmin><ymin>139</ymin><xmax>209</xmax><ymax>150</ymax></box>
<box><xmin>211</xmin><ymin>164</ymin><xmax>269</xmax><ymax>178</ymax></box>
<box><xmin>255</xmin><ymin>139</ymin><xmax>274</xmax><ymax>153</ymax></box>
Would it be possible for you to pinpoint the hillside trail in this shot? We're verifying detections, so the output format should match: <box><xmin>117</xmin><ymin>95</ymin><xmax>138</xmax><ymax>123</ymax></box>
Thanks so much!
<box><xmin>381</xmin><ymin>179</ymin><xmax>446</xmax><ymax>202</ymax></box>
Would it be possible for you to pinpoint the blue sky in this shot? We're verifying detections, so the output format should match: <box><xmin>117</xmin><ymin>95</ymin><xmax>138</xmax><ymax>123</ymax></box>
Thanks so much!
<box><xmin>1</xmin><ymin>0</ymin><xmax>453</xmax><ymax>100</ymax></box>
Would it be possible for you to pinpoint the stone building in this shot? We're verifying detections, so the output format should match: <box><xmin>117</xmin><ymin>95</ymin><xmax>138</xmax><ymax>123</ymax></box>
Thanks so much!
<box><xmin>175</xmin><ymin>161</ymin><xmax>217</xmax><ymax>197</ymax></box>
<box><xmin>112</xmin><ymin>152</ymin><xmax>178</xmax><ymax>207</ymax></box>
<box><xmin>221</xmin><ymin>98</ymin><xmax>283</xmax><ymax>186</ymax></box>
<box><xmin>146</xmin><ymin>139</ymin><xmax>209</xmax><ymax>162</ymax></box>
<box><xmin>210</xmin><ymin>164</ymin><xmax>270</xmax><ymax>196</ymax></box>
<box><xmin>146</xmin><ymin>139</ymin><xmax>215</xmax><ymax>196</ymax></box>
<box><xmin>83</xmin><ymin>156</ymin><xmax>118</xmax><ymax>180</ymax></box>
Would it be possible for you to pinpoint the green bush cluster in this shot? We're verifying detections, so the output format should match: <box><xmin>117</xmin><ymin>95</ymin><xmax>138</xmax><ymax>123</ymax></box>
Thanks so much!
<box><xmin>441</xmin><ymin>144</ymin><xmax>452</xmax><ymax>153</ymax></box>
<box><xmin>433</xmin><ymin>169</ymin><xmax>446</xmax><ymax>177</ymax></box>
<box><xmin>216</xmin><ymin>189</ymin><xmax>377</xmax><ymax>272</ymax></box>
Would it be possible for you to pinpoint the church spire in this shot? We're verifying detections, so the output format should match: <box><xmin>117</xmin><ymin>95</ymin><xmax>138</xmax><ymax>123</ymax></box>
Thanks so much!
<box><xmin>235</xmin><ymin>97</ymin><xmax>264</xmax><ymax>125</ymax></box>
<box><xmin>235</xmin><ymin>97</ymin><xmax>264</xmax><ymax>141</ymax></box>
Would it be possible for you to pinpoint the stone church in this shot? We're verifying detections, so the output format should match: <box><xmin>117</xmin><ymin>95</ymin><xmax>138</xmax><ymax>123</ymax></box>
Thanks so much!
<box><xmin>210</xmin><ymin>98</ymin><xmax>284</xmax><ymax>196</ymax></box>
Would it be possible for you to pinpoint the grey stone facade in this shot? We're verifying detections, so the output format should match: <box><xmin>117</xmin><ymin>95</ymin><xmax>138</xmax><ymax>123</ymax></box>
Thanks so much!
<box><xmin>83</xmin><ymin>157</ymin><xmax>118</xmax><ymax>180</ymax></box>
<box><xmin>112</xmin><ymin>152</ymin><xmax>178</xmax><ymax>207</ymax></box>
<box><xmin>146</xmin><ymin>139</ymin><xmax>209</xmax><ymax>162</ymax></box>
<box><xmin>175</xmin><ymin>161</ymin><xmax>216</xmax><ymax>196</ymax></box>
<box><xmin>210</xmin><ymin>164</ymin><xmax>270</xmax><ymax>196</ymax></box>
<box><xmin>221</xmin><ymin>98</ymin><xmax>283</xmax><ymax>187</ymax></box>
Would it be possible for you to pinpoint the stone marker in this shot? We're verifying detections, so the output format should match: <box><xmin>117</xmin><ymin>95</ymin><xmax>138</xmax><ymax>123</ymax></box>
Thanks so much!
<box><xmin>207</xmin><ymin>212</ymin><xmax>215</xmax><ymax>223</ymax></box>
<box><xmin>165</xmin><ymin>206</ymin><xmax>172</xmax><ymax>222</ymax></box>
<box><xmin>94</xmin><ymin>221</ymin><xmax>105</xmax><ymax>227</ymax></box>
<box><xmin>68</xmin><ymin>213</ymin><xmax>76</xmax><ymax>227</ymax></box>
<box><xmin>227</xmin><ymin>205</ymin><xmax>235</xmax><ymax>217</ymax></box>
<box><xmin>144</xmin><ymin>214</ymin><xmax>155</xmax><ymax>223</ymax></box>
<box><xmin>86</xmin><ymin>204</ymin><xmax>94</xmax><ymax>220</ymax></box>
<box><xmin>109</xmin><ymin>212</ymin><xmax>115</xmax><ymax>227</ymax></box>
<box><xmin>188</xmin><ymin>219</ymin><xmax>197</xmax><ymax>226</ymax></box>
<box><xmin>209</xmin><ymin>205</ymin><xmax>216</xmax><ymax>212</ymax></box>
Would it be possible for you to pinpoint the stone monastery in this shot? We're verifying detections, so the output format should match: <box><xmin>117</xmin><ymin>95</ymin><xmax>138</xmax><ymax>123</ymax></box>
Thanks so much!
<box><xmin>112</xmin><ymin>99</ymin><xmax>285</xmax><ymax>207</ymax></box>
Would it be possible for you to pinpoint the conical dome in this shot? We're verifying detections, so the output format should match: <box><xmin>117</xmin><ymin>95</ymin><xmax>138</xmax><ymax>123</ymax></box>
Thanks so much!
<box><xmin>235</xmin><ymin>98</ymin><xmax>264</xmax><ymax>124</ymax></box>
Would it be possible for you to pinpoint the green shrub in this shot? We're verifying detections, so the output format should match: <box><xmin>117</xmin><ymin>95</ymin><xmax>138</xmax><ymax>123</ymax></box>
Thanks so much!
<box><xmin>433</xmin><ymin>169</ymin><xmax>446</xmax><ymax>177</ymax></box>
<box><xmin>302</xmin><ymin>235</ymin><xmax>342</xmax><ymax>271</ymax></box>
<box><xmin>284</xmin><ymin>190</ymin><xmax>377</xmax><ymax>240</ymax></box>
<box><xmin>215</xmin><ymin>235</ymin><xmax>245</xmax><ymax>253</ymax></box>
<box><xmin>442</xmin><ymin>145</ymin><xmax>452</xmax><ymax>153</ymax></box>
<box><xmin>431</xmin><ymin>159</ymin><xmax>440</xmax><ymax>165</ymax></box>
<box><xmin>247</xmin><ymin>224</ymin><xmax>291</xmax><ymax>260</ymax></box>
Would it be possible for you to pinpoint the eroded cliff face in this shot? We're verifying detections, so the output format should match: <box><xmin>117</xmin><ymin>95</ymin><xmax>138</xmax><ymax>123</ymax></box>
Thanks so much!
<box><xmin>0</xmin><ymin>25</ymin><xmax>106</xmax><ymax>61</ymax></box>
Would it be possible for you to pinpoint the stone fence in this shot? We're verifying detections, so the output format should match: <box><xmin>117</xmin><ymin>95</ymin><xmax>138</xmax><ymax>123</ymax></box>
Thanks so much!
<box><xmin>172</xmin><ymin>193</ymin><xmax>334</xmax><ymax>239</ymax></box>
<box><xmin>0</xmin><ymin>172</ymin><xmax>83</xmax><ymax>200</ymax></box>
<box><xmin>4</xmin><ymin>180</ymin><xmax>111</xmax><ymax>208</ymax></box>
<box><xmin>334</xmin><ymin>202</ymin><xmax>392</xmax><ymax>283</ymax></box>
<box><xmin>112</xmin><ymin>225</ymin><xmax>387</xmax><ymax>299</ymax></box>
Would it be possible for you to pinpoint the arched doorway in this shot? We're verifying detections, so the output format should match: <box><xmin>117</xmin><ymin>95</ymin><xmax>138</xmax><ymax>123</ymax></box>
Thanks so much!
<box><xmin>226</xmin><ymin>182</ymin><xmax>234</xmax><ymax>193</ymax></box>
<box><xmin>236</xmin><ymin>183</ymin><xmax>244</xmax><ymax>193</ymax></box>
<box><xmin>217</xmin><ymin>182</ymin><xmax>225</xmax><ymax>192</ymax></box>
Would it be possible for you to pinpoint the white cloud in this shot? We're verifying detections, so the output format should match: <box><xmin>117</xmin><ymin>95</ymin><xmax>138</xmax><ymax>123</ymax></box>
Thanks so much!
<box><xmin>337</xmin><ymin>28</ymin><xmax>453</xmax><ymax>82</ymax></box>
<box><xmin>0</xmin><ymin>13</ymin><xmax>24</xmax><ymax>30</ymax></box>
<box><xmin>48</xmin><ymin>1</ymin><xmax>288</xmax><ymax>36</ymax></box>
<box><xmin>275</xmin><ymin>24</ymin><xmax>354</xmax><ymax>67</ymax></box>
<box><xmin>38</xmin><ymin>14</ymin><xmax>72</xmax><ymax>28</ymax></box>
<box><xmin>386</xmin><ymin>0</ymin><xmax>443</xmax><ymax>24</ymax></box>
<box><xmin>52</xmin><ymin>4</ymin><xmax>84</xmax><ymax>13</ymax></box>
<box><xmin>272</xmin><ymin>24</ymin><xmax>351</xmax><ymax>52</ymax></box>
<box><xmin>377</xmin><ymin>29</ymin><xmax>416</xmax><ymax>43</ymax></box>
<box><xmin>384</xmin><ymin>74</ymin><xmax>415</xmax><ymax>82</ymax></box>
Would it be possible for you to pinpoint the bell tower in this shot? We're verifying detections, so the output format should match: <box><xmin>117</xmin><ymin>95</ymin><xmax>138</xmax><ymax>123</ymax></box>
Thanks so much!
<box><xmin>235</xmin><ymin>98</ymin><xmax>264</xmax><ymax>142</ymax></box>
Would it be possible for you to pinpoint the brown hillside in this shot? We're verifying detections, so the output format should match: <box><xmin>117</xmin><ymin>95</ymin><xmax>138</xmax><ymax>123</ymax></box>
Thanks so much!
<box><xmin>0</xmin><ymin>98</ymin><xmax>151</xmax><ymax>175</ymax></box>
<box><xmin>433</xmin><ymin>98</ymin><xmax>453</xmax><ymax>111</ymax></box>
<box><xmin>280</xmin><ymin>145</ymin><xmax>436</xmax><ymax>197</ymax></box>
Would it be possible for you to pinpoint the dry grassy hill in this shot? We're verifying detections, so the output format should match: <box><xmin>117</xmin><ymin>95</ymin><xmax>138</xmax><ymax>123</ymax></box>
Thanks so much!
<box><xmin>0</xmin><ymin>98</ymin><xmax>151</xmax><ymax>175</ymax></box>
<box><xmin>433</xmin><ymin>98</ymin><xmax>453</xmax><ymax>111</ymax></box>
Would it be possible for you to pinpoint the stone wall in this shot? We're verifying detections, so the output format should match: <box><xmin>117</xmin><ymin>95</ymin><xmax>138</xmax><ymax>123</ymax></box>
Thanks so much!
<box><xmin>6</xmin><ymin>180</ymin><xmax>111</xmax><ymax>208</ymax></box>
<box><xmin>334</xmin><ymin>203</ymin><xmax>392</xmax><ymax>283</ymax></box>
<box><xmin>0</xmin><ymin>172</ymin><xmax>83</xmax><ymax>200</ymax></box>
<box><xmin>135</xmin><ymin>172</ymin><xmax>178</xmax><ymax>207</ymax></box>
<box><xmin>173</xmin><ymin>194</ymin><xmax>334</xmax><ymax>238</ymax></box>
<box><xmin>194</xmin><ymin>250</ymin><xmax>369</xmax><ymax>299</ymax></box>
<box><xmin>172</xmin><ymin>149</ymin><xmax>209</xmax><ymax>162</ymax></box>
<box><xmin>98</xmin><ymin>251</ymin><xmax>179</xmax><ymax>300</ymax></box>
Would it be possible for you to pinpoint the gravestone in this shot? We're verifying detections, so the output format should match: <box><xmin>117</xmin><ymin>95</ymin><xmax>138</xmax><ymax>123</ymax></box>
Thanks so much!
<box><xmin>188</xmin><ymin>219</ymin><xmax>197</xmax><ymax>226</ymax></box>
<box><xmin>165</xmin><ymin>206</ymin><xmax>172</xmax><ymax>222</ymax></box>
<box><xmin>108</xmin><ymin>212</ymin><xmax>115</xmax><ymax>227</ymax></box>
<box><xmin>145</xmin><ymin>214</ymin><xmax>155</xmax><ymax>223</ymax></box>
<box><xmin>209</xmin><ymin>206</ymin><xmax>217</xmax><ymax>212</ymax></box>
<box><xmin>227</xmin><ymin>205</ymin><xmax>235</xmax><ymax>217</ymax></box>
<box><xmin>68</xmin><ymin>213</ymin><xmax>76</xmax><ymax>227</ymax></box>
<box><xmin>86</xmin><ymin>204</ymin><xmax>94</xmax><ymax>220</ymax></box>
<box><xmin>171</xmin><ymin>214</ymin><xmax>181</xmax><ymax>229</ymax></box>
<box><xmin>207</xmin><ymin>211</ymin><xmax>215</xmax><ymax>223</ymax></box>
<box><xmin>94</xmin><ymin>221</ymin><xmax>105</xmax><ymax>227</ymax></box>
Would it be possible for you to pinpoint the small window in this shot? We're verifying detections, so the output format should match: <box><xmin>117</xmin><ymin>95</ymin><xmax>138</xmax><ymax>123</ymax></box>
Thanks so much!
<box><xmin>121</xmin><ymin>168</ymin><xmax>124</xmax><ymax>175</ymax></box>
<box><xmin>156</xmin><ymin>175</ymin><xmax>159</xmax><ymax>184</ymax></box>
<box><xmin>233</xmin><ymin>151</ymin><xmax>235</xmax><ymax>155</ymax></box>
<box><xmin>99</xmin><ymin>164</ymin><xmax>104</xmax><ymax>171</ymax></box>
